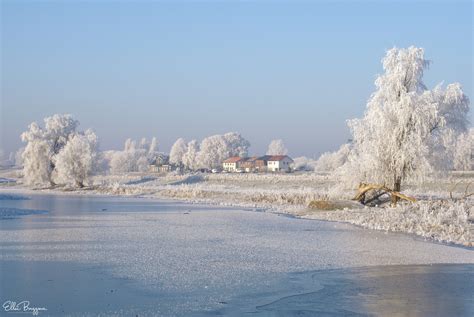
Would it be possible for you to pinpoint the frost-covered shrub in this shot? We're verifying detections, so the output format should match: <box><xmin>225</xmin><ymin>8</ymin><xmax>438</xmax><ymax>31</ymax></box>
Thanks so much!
<box><xmin>308</xmin><ymin>200</ymin><xmax>473</xmax><ymax>246</ymax></box>
<box><xmin>292</xmin><ymin>156</ymin><xmax>318</xmax><ymax>171</ymax></box>
<box><xmin>314</xmin><ymin>144</ymin><xmax>351</xmax><ymax>172</ymax></box>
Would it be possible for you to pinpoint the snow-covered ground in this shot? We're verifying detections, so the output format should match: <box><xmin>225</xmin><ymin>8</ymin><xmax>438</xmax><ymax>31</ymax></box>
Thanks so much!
<box><xmin>1</xmin><ymin>168</ymin><xmax>473</xmax><ymax>246</ymax></box>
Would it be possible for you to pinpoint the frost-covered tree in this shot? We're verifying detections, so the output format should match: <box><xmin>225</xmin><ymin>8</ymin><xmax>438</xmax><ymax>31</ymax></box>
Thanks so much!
<box><xmin>110</xmin><ymin>137</ymin><xmax>160</xmax><ymax>174</ymax></box>
<box><xmin>136</xmin><ymin>155</ymin><xmax>150</xmax><ymax>172</ymax></box>
<box><xmin>453</xmin><ymin>128</ymin><xmax>473</xmax><ymax>171</ymax></box>
<box><xmin>44</xmin><ymin>114</ymin><xmax>79</xmax><ymax>157</ymax></box>
<box><xmin>197</xmin><ymin>133</ymin><xmax>250</xmax><ymax>169</ymax></box>
<box><xmin>345</xmin><ymin>47</ymin><xmax>469</xmax><ymax>202</ymax></box>
<box><xmin>21</xmin><ymin>139</ymin><xmax>52</xmax><ymax>186</ymax></box>
<box><xmin>315</xmin><ymin>144</ymin><xmax>351</xmax><ymax>172</ymax></box>
<box><xmin>109</xmin><ymin>151</ymin><xmax>131</xmax><ymax>174</ymax></box>
<box><xmin>182</xmin><ymin>140</ymin><xmax>200</xmax><ymax>171</ymax></box>
<box><xmin>124</xmin><ymin>138</ymin><xmax>136</xmax><ymax>152</ymax></box>
<box><xmin>223</xmin><ymin>132</ymin><xmax>250</xmax><ymax>157</ymax></box>
<box><xmin>197</xmin><ymin>135</ymin><xmax>228</xmax><ymax>169</ymax></box>
<box><xmin>20</xmin><ymin>114</ymin><xmax>81</xmax><ymax>186</ymax></box>
<box><xmin>292</xmin><ymin>156</ymin><xmax>318</xmax><ymax>171</ymax></box>
<box><xmin>54</xmin><ymin>130</ymin><xmax>99</xmax><ymax>187</ymax></box>
<box><xmin>149</xmin><ymin>137</ymin><xmax>159</xmax><ymax>154</ymax></box>
<box><xmin>266</xmin><ymin>139</ymin><xmax>288</xmax><ymax>155</ymax></box>
<box><xmin>138</xmin><ymin>137</ymin><xmax>149</xmax><ymax>151</ymax></box>
<box><xmin>169</xmin><ymin>138</ymin><xmax>187</xmax><ymax>166</ymax></box>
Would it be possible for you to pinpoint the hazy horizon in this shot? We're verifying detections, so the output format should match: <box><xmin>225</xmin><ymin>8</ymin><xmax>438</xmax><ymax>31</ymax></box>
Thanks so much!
<box><xmin>1</xmin><ymin>1</ymin><xmax>472</xmax><ymax>158</ymax></box>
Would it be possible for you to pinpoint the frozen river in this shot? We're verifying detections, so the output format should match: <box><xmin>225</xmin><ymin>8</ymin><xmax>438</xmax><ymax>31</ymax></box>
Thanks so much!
<box><xmin>1</xmin><ymin>191</ymin><xmax>473</xmax><ymax>316</ymax></box>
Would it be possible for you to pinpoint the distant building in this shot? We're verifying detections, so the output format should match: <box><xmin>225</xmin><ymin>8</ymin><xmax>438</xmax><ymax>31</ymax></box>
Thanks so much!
<box><xmin>150</xmin><ymin>164</ymin><xmax>174</xmax><ymax>173</ymax></box>
<box><xmin>254</xmin><ymin>157</ymin><xmax>269</xmax><ymax>172</ymax></box>
<box><xmin>223</xmin><ymin>156</ymin><xmax>243</xmax><ymax>172</ymax></box>
<box><xmin>265</xmin><ymin>155</ymin><xmax>294</xmax><ymax>172</ymax></box>
<box><xmin>149</xmin><ymin>153</ymin><xmax>173</xmax><ymax>173</ymax></box>
<box><xmin>240</xmin><ymin>156</ymin><xmax>259</xmax><ymax>172</ymax></box>
<box><xmin>222</xmin><ymin>155</ymin><xmax>294</xmax><ymax>173</ymax></box>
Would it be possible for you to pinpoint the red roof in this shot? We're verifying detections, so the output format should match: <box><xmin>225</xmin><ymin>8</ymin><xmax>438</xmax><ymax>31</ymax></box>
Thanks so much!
<box><xmin>245</xmin><ymin>156</ymin><xmax>259</xmax><ymax>162</ymax></box>
<box><xmin>266</xmin><ymin>155</ymin><xmax>293</xmax><ymax>162</ymax></box>
<box><xmin>223</xmin><ymin>156</ymin><xmax>243</xmax><ymax>163</ymax></box>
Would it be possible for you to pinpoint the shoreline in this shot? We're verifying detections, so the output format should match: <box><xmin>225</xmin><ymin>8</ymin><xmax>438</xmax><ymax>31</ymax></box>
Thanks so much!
<box><xmin>1</xmin><ymin>184</ymin><xmax>472</xmax><ymax>249</ymax></box>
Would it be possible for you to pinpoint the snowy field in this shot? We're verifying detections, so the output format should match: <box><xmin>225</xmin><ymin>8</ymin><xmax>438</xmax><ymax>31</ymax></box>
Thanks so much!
<box><xmin>0</xmin><ymin>193</ymin><xmax>473</xmax><ymax>316</ymax></box>
<box><xmin>1</xmin><ymin>167</ymin><xmax>472</xmax><ymax>246</ymax></box>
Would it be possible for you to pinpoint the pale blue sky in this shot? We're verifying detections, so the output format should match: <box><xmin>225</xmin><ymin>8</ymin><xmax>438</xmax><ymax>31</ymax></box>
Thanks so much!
<box><xmin>1</xmin><ymin>0</ymin><xmax>472</xmax><ymax>157</ymax></box>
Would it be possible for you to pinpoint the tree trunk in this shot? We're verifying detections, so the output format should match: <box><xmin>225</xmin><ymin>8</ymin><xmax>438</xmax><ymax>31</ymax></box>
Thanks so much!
<box><xmin>391</xmin><ymin>178</ymin><xmax>402</xmax><ymax>206</ymax></box>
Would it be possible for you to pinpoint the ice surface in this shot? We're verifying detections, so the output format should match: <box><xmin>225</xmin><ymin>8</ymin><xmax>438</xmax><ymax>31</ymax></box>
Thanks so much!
<box><xmin>0</xmin><ymin>193</ymin><xmax>473</xmax><ymax>315</ymax></box>
<box><xmin>0</xmin><ymin>193</ymin><xmax>29</xmax><ymax>200</ymax></box>
<box><xmin>0</xmin><ymin>208</ymin><xmax>47</xmax><ymax>219</ymax></box>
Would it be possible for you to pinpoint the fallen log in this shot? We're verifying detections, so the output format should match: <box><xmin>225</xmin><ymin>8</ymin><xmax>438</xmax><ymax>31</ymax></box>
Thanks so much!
<box><xmin>353</xmin><ymin>183</ymin><xmax>416</xmax><ymax>205</ymax></box>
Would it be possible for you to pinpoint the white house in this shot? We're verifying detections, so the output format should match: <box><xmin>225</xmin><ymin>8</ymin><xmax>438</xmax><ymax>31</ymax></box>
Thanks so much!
<box><xmin>222</xmin><ymin>156</ymin><xmax>243</xmax><ymax>172</ymax></box>
<box><xmin>266</xmin><ymin>155</ymin><xmax>293</xmax><ymax>172</ymax></box>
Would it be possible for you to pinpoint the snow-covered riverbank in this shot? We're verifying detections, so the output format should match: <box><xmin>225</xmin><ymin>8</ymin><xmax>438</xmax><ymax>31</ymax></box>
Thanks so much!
<box><xmin>1</xmin><ymin>169</ymin><xmax>473</xmax><ymax>246</ymax></box>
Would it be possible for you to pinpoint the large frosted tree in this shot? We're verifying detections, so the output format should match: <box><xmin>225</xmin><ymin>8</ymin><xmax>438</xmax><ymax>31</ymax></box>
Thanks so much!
<box><xmin>20</xmin><ymin>114</ymin><xmax>99</xmax><ymax>187</ymax></box>
<box><xmin>345</xmin><ymin>47</ymin><xmax>469</xmax><ymax>201</ymax></box>
<box><xmin>21</xmin><ymin>114</ymin><xmax>79</xmax><ymax>186</ymax></box>
<box><xmin>266</xmin><ymin>139</ymin><xmax>288</xmax><ymax>155</ymax></box>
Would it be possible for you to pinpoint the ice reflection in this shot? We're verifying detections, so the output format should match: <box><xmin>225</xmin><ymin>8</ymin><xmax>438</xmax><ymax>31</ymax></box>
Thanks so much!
<box><xmin>250</xmin><ymin>264</ymin><xmax>474</xmax><ymax>316</ymax></box>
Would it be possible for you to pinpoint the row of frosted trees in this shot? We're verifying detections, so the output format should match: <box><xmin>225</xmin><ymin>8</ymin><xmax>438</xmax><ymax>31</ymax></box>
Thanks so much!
<box><xmin>167</xmin><ymin>136</ymin><xmax>289</xmax><ymax>170</ymax></box>
<box><xmin>18</xmin><ymin>114</ymin><xmax>291</xmax><ymax>187</ymax></box>
<box><xmin>108</xmin><ymin>132</ymin><xmax>252</xmax><ymax>173</ymax></box>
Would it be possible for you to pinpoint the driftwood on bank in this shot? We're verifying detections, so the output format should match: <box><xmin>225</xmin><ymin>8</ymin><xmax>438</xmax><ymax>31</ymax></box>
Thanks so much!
<box><xmin>353</xmin><ymin>183</ymin><xmax>416</xmax><ymax>206</ymax></box>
